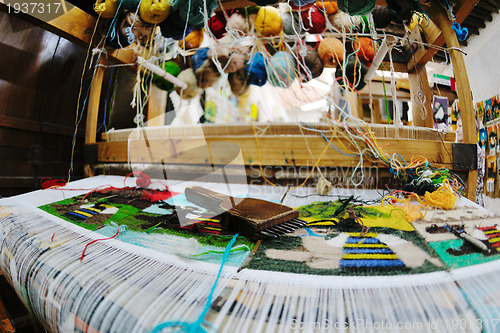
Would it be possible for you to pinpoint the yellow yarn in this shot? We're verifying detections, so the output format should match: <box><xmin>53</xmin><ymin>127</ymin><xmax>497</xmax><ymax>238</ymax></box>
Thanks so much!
<box><xmin>316</xmin><ymin>1</ymin><xmax>338</xmax><ymax>15</ymax></box>
<box><xmin>424</xmin><ymin>183</ymin><xmax>457</xmax><ymax>210</ymax></box>
<box><xmin>408</xmin><ymin>13</ymin><xmax>423</xmax><ymax>31</ymax></box>
<box><xmin>139</xmin><ymin>0</ymin><xmax>171</xmax><ymax>24</ymax></box>
<box><xmin>94</xmin><ymin>0</ymin><xmax>119</xmax><ymax>18</ymax></box>
<box><xmin>255</xmin><ymin>6</ymin><xmax>282</xmax><ymax>37</ymax></box>
<box><xmin>179</xmin><ymin>29</ymin><xmax>204</xmax><ymax>50</ymax></box>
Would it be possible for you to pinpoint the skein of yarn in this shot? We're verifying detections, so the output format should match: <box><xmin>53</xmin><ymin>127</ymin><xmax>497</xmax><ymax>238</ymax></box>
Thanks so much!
<box><xmin>191</xmin><ymin>48</ymin><xmax>209</xmax><ymax>72</ymax></box>
<box><xmin>353</xmin><ymin>37</ymin><xmax>374</xmax><ymax>65</ymax></box>
<box><xmin>269</xmin><ymin>51</ymin><xmax>297</xmax><ymax>88</ymax></box>
<box><xmin>255</xmin><ymin>6</ymin><xmax>283</xmax><ymax>37</ymax></box>
<box><xmin>299</xmin><ymin>48</ymin><xmax>324</xmax><ymax>82</ymax></box>
<box><xmin>208</xmin><ymin>11</ymin><xmax>227</xmax><ymax>39</ymax></box>
<box><xmin>94</xmin><ymin>0</ymin><xmax>119</xmax><ymax>18</ymax></box>
<box><xmin>282</xmin><ymin>11</ymin><xmax>302</xmax><ymax>35</ymax></box>
<box><xmin>179</xmin><ymin>29</ymin><xmax>204</xmax><ymax>50</ymax></box>
<box><xmin>159</xmin><ymin>10</ymin><xmax>193</xmax><ymax>40</ymax></box>
<box><xmin>153</xmin><ymin>61</ymin><xmax>182</xmax><ymax>92</ymax></box>
<box><xmin>228</xmin><ymin>67</ymin><xmax>251</xmax><ymax>96</ymax></box>
<box><xmin>316</xmin><ymin>1</ymin><xmax>338</xmax><ymax>15</ymax></box>
<box><xmin>246</xmin><ymin>52</ymin><xmax>268</xmax><ymax>86</ymax></box>
<box><xmin>173</xmin><ymin>0</ymin><xmax>218</xmax><ymax>26</ymax></box>
<box><xmin>336</xmin><ymin>0</ymin><xmax>376</xmax><ymax>16</ymax></box>
<box><xmin>318</xmin><ymin>37</ymin><xmax>344</xmax><ymax>68</ymax></box>
<box><xmin>176</xmin><ymin>68</ymin><xmax>200</xmax><ymax>99</ymax></box>
<box><xmin>139</xmin><ymin>0</ymin><xmax>171</xmax><ymax>24</ymax></box>
<box><xmin>301</xmin><ymin>4</ymin><xmax>327</xmax><ymax>34</ymax></box>
<box><xmin>336</xmin><ymin>57</ymin><xmax>368</xmax><ymax>90</ymax></box>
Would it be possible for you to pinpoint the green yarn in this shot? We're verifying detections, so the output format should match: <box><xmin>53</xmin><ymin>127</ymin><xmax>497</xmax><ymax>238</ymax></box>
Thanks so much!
<box><xmin>152</xmin><ymin>61</ymin><xmax>181</xmax><ymax>92</ymax></box>
<box><xmin>337</xmin><ymin>0</ymin><xmax>376</xmax><ymax>16</ymax></box>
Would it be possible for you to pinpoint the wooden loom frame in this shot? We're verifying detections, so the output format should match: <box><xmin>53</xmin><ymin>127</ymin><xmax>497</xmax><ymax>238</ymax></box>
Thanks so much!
<box><xmin>17</xmin><ymin>0</ymin><xmax>479</xmax><ymax>199</ymax></box>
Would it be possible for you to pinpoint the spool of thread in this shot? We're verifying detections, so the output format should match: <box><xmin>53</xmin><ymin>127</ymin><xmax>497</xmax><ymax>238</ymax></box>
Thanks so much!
<box><xmin>228</xmin><ymin>68</ymin><xmax>250</xmax><ymax>96</ymax></box>
<box><xmin>386</xmin><ymin>0</ymin><xmax>420</xmax><ymax>23</ymax></box>
<box><xmin>195</xmin><ymin>60</ymin><xmax>221</xmax><ymax>89</ymax></box>
<box><xmin>246</xmin><ymin>52</ymin><xmax>268</xmax><ymax>86</ymax></box>
<box><xmin>316</xmin><ymin>1</ymin><xmax>338</xmax><ymax>15</ymax></box>
<box><xmin>290</xmin><ymin>0</ymin><xmax>316</xmax><ymax>11</ymax></box>
<box><xmin>337</xmin><ymin>0</ymin><xmax>376</xmax><ymax>16</ymax></box>
<box><xmin>139</xmin><ymin>0</ymin><xmax>171</xmax><ymax>24</ymax></box>
<box><xmin>255</xmin><ymin>6</ymin><xmax>282</xmax><ymax>37</ymax></box>
<box><xmin>121</xmin><ymin>0</ymin><xmax>140</xmax><ymax>10</ymax></box>
<box><xmin>353</xmin><ymin>37</ymin><xmax>374</xmax><ymax>65</ymax></box>
<box><xmin>174</xmin><ymin>0</ymin><xmax>218</xmax><ymax>26</ymax></box>
<box><xmin>299</xmin><ymin>48</ymin><xmax>324</xmax><ymax>82</ymax></box>
<box><xmin>301</xmin><ymin>4</ymin><xmax>326</xmax><ymax>34</ymax></box>
<box><xmin>371</xmin><ymin>5</ymin><xmax>393</xmax><ymax>29</ymax></box>
<box><xmin>269</xmin><ymin>51</ymin><xmax>297</xmax><ymax>88</ymax></box>
<box><xmin>159</xmin><ymin>10</ymin><xmax>193</xmax><ymax>40</ymax></box>
<box><xmin>208</xmin><ymin>11</ymin><xmax>227</xmax><ymax>39</ymax></box>
<box><xmin>179</xmin><ymin>29</ymin><xmax>204</xmax><ymax>50</ymax></box>
<box><xmin>191</xmin><ymin>48</ymin><xmax>209</xmax><ymax>72</ymax></box>
<box><xmin>318</xmin><ymin>37</ymin><xmax>344</xmax><ymax>68</ymax></box>
<box><xmin>175</xmin><ymin>68</ymin><xmax>200</xmax><ymax>99</ymax></box>
<box><xmin>335</xmin><ymin>57</ymin><xmax>368</xmax><ymax>90</ymax></box>
<box><xmin>94</xmin><ymin>0</ymin><xmax>119</xmax><ymax>18</ymax></box>
<box><xmin>282</xmin><ymin>11</ymin><xmax>302</xmax><ymax>35</ymax></box>
<box><xmin>153</xmin><ymin>61</ymin><xmax>181</xmax><ymax>91</ymax></box>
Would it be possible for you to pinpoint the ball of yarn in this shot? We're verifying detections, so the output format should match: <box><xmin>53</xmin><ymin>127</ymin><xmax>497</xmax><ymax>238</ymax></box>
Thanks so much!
<box><xmin>139</xmin><ymin>0</ymin><xmax>171</xmax><ymax>24</ymax></box>
<box><xmin>227</xmin><ymin>12</ymin><xmax>249</xmax><ymax>34</ymax></box>
<box><xmin>173</xmin><ymin>0</ymin><xmax>218</xmax><ymax>26</ymax></box>
<box><xmin>353</xmin><ymin>37</ymin><xmax>374</xmax><ymax>65</ymax></box>
<box><xmin>337</xmin><ymin>0</ymin><xmax>376</xmax><ymax>16</ymax></box>
<box><xmin>316</xmin><ymin>1</ymin><xmax>338</xmax><ymax>15</ymax></box>
<box><xmin>208</xmin><ymin>43</ymin><xmax>247</xmax><ymax>73</ymax></box>
<box><xmin>246</xmin><ymin>52</ymin><xmax>268</xmax><ymax>86</ymax></box>
<box><xmin>121</xmin><ymin>0</ymin><xmax>140</xmax><ymax>10</ymax></box>
<box><xmin>179</xmin><ymin>29</ymin><xmax>204</xmax><ymax>50</ymax></box>
<box><xmin>299</xmin><ymin>48</ymin><xmax>324</xmax><ymax>82</ymax></box>
<box><xmin>386</xmin><ymin>0</ymin><xmax>420</xmax><ymax>23</ymax></box>
<box><xmin>269</xmin><ymin>51</ymin><xmax>297</xmax><ymax>88</ymax></box>
<box><xmin>228</xmin><ymin>68</ymin><xmax>250</xmax><ymax>96</ymax></box>
<box><xmin>290</xmin><ymin>0</ymin><xmax>316</xmax><ymax>11</ymax></box>
<box><xmin>328</xmin><ymin>11</ymin><xmax>362</xmax><ymax>31</ymax></box>
<box><xmin>191</xmin><ymin>48</ymin><xmax>209</xmax><ymax>72</ymax></box>
<box><xmin>176</xmin><ymin>68</ymin><xmax>200</xmax><ymax>99</ymax></box>
<box><xmin>301</xmin><ymin>5</ymin><xmax>326</xmax><ymax>34</ymax></box>
<box><xmin>371</xmin><ymin>5</ymin><xmax>393</xmax><ymax>29</ymax></box>
<box><xmin>281</xmin><ymin>11</ymin><xmax>302</xmax><ymax>35</ymax></box>
<box><xmin>195</xmin><ymin>60</ymin><xmax>221</xmax><ymax>89</ymax></box>
<box><xmin>335</xmin><ymin>57</ymin><xmax>368</xmax><ymax>90</ymax></box>
<box><xmin>94</xmin><ymin>0</ymin><xmax>119</xmax><ymax>18</ymax></box>
<box><xmin>159</xmin><ymin>10</ymin><xmax>193</xmax><ymax>40</ymax></box>
<box><xmin>255</xmin><ymin>6</ymin><xmax>282</xmax><ymax>37</ymax></box>
<box><xmin>153</xmin><ymin>61</ymin><xmax>181</xmax><ymax>91</ymax></box>
<box><xmin>318</xmin><ymin>37</ymin><xmax>344</xmax><ymax>68</ymax></box>
<box><xmin>208</xmin><ymin>11</ymin><xmax>227</xmax><ymax>39</ymax></box>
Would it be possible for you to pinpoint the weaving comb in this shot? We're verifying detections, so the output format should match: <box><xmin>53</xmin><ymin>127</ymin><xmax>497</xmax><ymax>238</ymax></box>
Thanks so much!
<box><xmin>184</xmin><ymin>186</ymin><xmax>306</xmax><ymax>238</ymax></box>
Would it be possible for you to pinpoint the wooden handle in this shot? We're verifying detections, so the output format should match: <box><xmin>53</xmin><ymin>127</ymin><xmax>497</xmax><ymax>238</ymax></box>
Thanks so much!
<box><xmin>185</xmin><ymin>186</ymin><xmax>234</xmax><ymax>212</ymax></box>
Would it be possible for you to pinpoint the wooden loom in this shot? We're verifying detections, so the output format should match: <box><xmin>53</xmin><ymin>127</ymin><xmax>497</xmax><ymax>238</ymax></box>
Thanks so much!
<box><xmin>68</xmin><ymin>0</ymin><xmax>480</xmax><ymax>200</ymax></box>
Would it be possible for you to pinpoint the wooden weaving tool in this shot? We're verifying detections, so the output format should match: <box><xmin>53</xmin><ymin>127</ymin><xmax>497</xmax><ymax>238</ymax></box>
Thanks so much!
<box><xmin>184</xmin><ymin>186</ymin><xmax>306</xmax><ymax>238</ymax></box>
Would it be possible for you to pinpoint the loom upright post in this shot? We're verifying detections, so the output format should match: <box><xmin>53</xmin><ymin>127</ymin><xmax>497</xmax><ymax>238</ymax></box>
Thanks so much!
<box><xmin>430</xmin><ymin>3</ymin><xmax>477</xmax><ymax>201</ymax></box>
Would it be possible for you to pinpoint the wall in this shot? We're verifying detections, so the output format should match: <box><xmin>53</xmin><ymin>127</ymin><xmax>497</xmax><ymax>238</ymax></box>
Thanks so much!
<box><xmin>0</xmin><ymin>10</ymin><xmax>89</xmax><ymax>196</ymax></box>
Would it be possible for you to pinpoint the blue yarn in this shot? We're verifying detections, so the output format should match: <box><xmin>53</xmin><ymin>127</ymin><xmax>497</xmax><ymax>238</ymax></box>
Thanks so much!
<box><xmin>390</xmin><ymin>154</ymin><xmax>407</xmax><ymax>175</ymax></box>
<box><xmin>159</xmin><ymin>10</ymin><xmax>193</xmax><ymax>40</ymax></box>
<box><xmin>269</xmin><ymin>51</ymin><xmax>296</xmax><ymax>88</ymax></box>
<box><xmin>191</xmin><ymin>48</ymin><xmax>209</xmax><ymax>72</ymax></box>
<box><xmin>300</xmin><ymin>122</ymin><xmax>359</xmax><ymax>157</ymax></box>
<box><xmin>246</xmin><ymin>52</ymin><xmax>267</xmax><ymax>87</ymax></box>
<box><xmin>451</xmin><ymin>22</ymin><xmax>468</xmax><ymax>41</ymax></box>
<box><xmin>151</xmin><ymin>234</ymin><xmax>240</xmax><ymax>333</ymax></box>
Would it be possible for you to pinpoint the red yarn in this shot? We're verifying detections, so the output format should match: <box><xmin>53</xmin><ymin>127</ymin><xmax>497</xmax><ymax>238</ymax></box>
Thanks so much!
<box><xmin>290</xmin><ymin>2</ymin><xmax>315</xmax><ymax>11</ymax></box>
<box><xmin>301</xmin><ymin>5</ymin><xmax>326</xmax><ymax>34</ymax></box>
<box><xmin>208</xmin><ymin>11</ymin><xmax>227</xmax><ymax>39</ymax></box>
<box><xmin>80</xmin><ymin>225</ymin><xmax>120</xmax><ymax>261</ymax></box>
<box><xmin>124</xmin><ymin>171</ymin><xmax>152</xmax><ymax>188</ymax></box>
<box><xmin>41</xmin><ymin>177</ymin><xmax>67</xmax><ymax>189</ymax></box>
<box><xmin>142</xmin><ymin>189</ymin><xmax>177</xmax><ymax>202</ymax></box>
